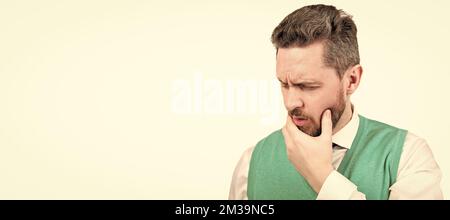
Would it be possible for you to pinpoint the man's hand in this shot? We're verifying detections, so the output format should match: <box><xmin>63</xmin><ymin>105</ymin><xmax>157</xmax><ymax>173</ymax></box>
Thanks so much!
<box><xmin>282</xmin><ymin>109</ymin><xmax>334</xmax><ymax>193</ymax></box>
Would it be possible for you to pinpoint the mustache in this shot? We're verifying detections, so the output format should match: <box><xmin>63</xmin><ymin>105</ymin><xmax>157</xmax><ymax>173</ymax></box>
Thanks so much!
<box><xmin>288</xmin><ymin>108</ymin><xmax>309</xmax><ymax>119</ymax></box>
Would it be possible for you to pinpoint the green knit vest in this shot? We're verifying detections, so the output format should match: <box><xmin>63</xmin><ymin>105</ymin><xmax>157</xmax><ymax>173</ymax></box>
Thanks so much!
<box><xmin>247</xmin><ymin>115</ymin><xmax>407</xmax><ymax>200</ymax></box>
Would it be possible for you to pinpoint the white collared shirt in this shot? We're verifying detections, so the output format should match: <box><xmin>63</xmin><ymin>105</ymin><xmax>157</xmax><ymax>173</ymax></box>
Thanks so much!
<box><xmin>229</xmin><ymin>108</ymin><xmax>443</xmax><ymax>200</ymax></box>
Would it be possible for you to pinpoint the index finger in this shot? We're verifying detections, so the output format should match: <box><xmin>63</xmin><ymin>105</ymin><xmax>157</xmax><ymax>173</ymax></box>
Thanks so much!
<box><xmin>320</xmin><ymin>109</ymin><xmax>333</xmax><ymax>138</ymax></box>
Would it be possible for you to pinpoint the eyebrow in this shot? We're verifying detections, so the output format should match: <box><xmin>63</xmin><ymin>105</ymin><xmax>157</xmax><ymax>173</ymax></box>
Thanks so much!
<box><xmin>277</xmin><ymin>78</ymin><xmax>322</xmax><ymax>86</ymax></box>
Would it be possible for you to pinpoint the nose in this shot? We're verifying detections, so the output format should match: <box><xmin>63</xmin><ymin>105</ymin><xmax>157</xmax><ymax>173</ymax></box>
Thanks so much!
<box><xmin>284</xmin><ymin>88</ymin><xmax>304</xmax><ymax>112</ymax></box>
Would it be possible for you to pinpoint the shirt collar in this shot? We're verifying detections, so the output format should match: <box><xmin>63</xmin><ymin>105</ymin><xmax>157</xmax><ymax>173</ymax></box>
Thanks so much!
<box><xmin>331</xmin><ymin>105</ymin><xmax>359</xmax><ymax>149</ymax></box>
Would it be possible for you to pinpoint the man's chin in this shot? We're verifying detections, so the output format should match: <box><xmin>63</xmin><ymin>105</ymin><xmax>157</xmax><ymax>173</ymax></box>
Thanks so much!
<box><xmin>297</xmin><ymin>126</ymin><xmax>320</xmax><ymax>137</ymax></box>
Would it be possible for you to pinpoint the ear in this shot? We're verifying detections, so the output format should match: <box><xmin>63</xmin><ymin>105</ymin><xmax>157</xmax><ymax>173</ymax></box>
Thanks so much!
<box><xmin>344</xmin><ymin>64</ymin><xmax>363</xmax><ymax>96</ymax></box>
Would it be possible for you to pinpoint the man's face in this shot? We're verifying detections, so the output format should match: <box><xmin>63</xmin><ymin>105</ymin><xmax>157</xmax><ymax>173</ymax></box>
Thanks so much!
<box><xmin>276</xmin><ymin>41</ymin><xmax>346</xmax><ymax>137</ymax></box>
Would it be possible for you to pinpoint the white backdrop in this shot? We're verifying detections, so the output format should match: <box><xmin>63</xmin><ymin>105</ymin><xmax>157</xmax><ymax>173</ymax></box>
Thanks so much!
<box><xmin>0</xmin><ymin>0</ymin><xmax>449</xmax><ymax>199</ymax></box>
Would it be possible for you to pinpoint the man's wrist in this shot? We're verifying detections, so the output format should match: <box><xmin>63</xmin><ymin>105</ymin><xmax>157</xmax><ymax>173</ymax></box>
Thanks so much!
<box><xmin>308</xmin><ymin>165</ymin><xmax>334</xmax><ymax>193</ymax></box>
<box><xmin>316</xmin><ymin>171</ymin><xmax>359</xmax><ymax>200</ymax></box>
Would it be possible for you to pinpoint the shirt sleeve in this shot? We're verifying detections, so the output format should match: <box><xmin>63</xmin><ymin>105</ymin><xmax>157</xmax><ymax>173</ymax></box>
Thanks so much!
<box><xmin>388</xmin><ymin>132</ymin><xmax>443</xmax><ymax>199</ymax></box>
<box><xmin>317</xmin><ymin>132</ymin><xmax>443</xmax><ymax>200</ymax></box>
<box><xmin>228</xmin><ymin>146</ymin><xmax>254</xmax><ymax>200</ymax></box>
<box><xmin>316</xmin><ymin>171</ymin><xmax>366</xmax><ymax>200</ymax></box>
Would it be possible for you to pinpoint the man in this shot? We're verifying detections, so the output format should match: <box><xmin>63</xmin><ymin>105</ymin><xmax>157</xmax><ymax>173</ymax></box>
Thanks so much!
<box><xmin>229</xmin><ymin>4</ymin><xmax>442</xmax><ymax>200</ymax></box>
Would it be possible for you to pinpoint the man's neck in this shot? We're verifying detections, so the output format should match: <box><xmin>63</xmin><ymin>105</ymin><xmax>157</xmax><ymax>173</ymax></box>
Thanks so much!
<box><xmin>332</xmin><ymin>102</ymin><xmax>353</xmax><ymax>135</ymax></box>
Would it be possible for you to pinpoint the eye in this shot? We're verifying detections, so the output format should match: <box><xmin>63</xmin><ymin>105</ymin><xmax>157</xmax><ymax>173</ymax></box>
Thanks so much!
<box><xmin>280</xmin><ymin>82</ymin><xmax>289</xmax><ymax>89</ymax></box>
<box><xmin>299</xmin><ymin>85</ymin><xmax>319</xmax><ymax>90</ymax></box>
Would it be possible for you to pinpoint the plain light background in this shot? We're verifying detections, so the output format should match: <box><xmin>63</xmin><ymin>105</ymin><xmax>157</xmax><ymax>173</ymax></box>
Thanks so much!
<box><xmin>0</xmin><ymin>0</ymin><xmax>449</xmax><ymax>199</ymax></box>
